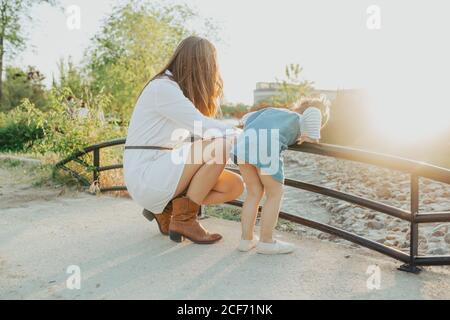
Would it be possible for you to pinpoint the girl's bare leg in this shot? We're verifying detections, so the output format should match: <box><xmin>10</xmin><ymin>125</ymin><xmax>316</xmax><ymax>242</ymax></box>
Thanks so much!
<box><xmin>173</xmin><ymin>137</ymin><xmax>243</xmax><ymax>205</ymax></box>
<box><xmin>257</xmin><ymin>173</ymin><xmax>284</xmax><ymax>243</ymax></box>
<box><xmin>239</xmin><ymin>164</ymin><xmax>264</xmax><ymax>240</ymax></box>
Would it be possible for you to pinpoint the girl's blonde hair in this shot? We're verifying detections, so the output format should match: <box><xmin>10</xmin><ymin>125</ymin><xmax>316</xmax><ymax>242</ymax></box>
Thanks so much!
<box><xmin>147</xmin><ymin>36</ymin><xmax>223</xmax><ymax>117</ymax></box>
<box><xmin>294</xmin><ymin>94</ymin><xmax>331</xmax><ymax>128</ymax></box>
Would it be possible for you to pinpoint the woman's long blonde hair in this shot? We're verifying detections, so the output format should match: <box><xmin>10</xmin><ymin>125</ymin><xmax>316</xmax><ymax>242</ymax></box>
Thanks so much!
<box><xmin>147</xmin><ymin>36</ymin><xmax>223</xmax><ymax>117</ymax></box>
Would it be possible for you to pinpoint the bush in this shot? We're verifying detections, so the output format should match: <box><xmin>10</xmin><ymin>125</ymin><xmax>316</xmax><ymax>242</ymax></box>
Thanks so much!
<box><xmin>0</xmin><ymin>88</ymin><xmax>125</xmax><ymax>158</ymax></box>
<box><xmin>1</xmin><ymin>66</ymin><xmax>48</xmax><ymax>112</ymax></box>
<box><xmin>0</xmin><ymin>100</ymin><xmax>46</xmax><ymax>152</ymax></box>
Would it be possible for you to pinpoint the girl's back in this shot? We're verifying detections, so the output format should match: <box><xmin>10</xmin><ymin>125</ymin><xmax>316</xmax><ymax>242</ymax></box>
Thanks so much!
<box><xmin>243</xmin><ymin>107</ymin><xmax>301</xmax><ymax>147</ymax></box>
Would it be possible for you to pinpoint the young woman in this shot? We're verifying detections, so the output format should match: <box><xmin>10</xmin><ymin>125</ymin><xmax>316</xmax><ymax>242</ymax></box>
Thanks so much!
<box><xmin>124</xmin><ymin>36</ymin><xmax>244</xmax><ymax>244</ymax></box>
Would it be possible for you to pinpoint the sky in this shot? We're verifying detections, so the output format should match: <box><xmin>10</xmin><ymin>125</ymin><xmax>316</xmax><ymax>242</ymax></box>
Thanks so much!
<box><xmin>15</xmin><ymin>0</ymin><xmax>450</xmax><ymax>139</ymax></box>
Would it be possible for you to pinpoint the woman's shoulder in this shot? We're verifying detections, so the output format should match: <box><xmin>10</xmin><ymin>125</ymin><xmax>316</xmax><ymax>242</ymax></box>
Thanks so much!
<box><xmin>151</xmin><ymin>75</ymin><xmax>180</xmax><ymax>87</ymax></box>
<box><xmin>154</xmin><ymin>76</ymin><xmax>184</xmax><ymax>94</ymax></box>
<box><xmin>142</xmin><ymin>76</ymin><xmax>184</xmax><ymax>101</ymax></box>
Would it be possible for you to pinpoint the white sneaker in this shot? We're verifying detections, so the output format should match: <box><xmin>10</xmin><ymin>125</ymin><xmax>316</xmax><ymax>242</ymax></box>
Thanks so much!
<box><xmin>238</xmin><ymin>237</ymin><xmax>259</xmax><ymax>252</ymax></box>
<box><xmin>256</xmin><ymin>239</ymin><xmax>296</xmax><ymax>255</ymax></box>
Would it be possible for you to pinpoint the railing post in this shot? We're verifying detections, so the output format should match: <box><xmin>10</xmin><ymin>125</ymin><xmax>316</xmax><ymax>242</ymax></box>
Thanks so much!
<box><xmin>198</xmin><ymin>205</ymin><xmax>207</xmax><ymax>220</ymax></box>
<box><xmin>399</xmin><ymin>174</ymin><xmax>422</xmax><ymax>273</ymax></box>
<box><xmin>93</xmin><ymin>148</ymin><xmax>100</xmax><ymax>183</ymax></box>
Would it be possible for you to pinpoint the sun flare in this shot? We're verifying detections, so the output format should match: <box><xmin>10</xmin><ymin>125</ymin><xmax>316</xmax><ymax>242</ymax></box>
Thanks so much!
<box><xmin>368</xmin><ymin>89</ymin><xmax>450</xmax><ymax>145</ymax></box>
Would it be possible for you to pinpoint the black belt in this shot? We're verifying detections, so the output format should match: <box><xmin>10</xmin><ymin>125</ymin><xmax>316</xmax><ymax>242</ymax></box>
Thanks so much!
<box><xmin>124</xmin><ymin>136</ymin><xmax>225</xmax><ymax>152</ymax></box>
<box><xmin>124</xmin><ymin>146</ymin><xmax>174</xmax><ymax>151</ymax></box>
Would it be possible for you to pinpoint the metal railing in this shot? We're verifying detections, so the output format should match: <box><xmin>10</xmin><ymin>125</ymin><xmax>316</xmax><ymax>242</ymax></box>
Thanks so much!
<box><xmin>55</xmin><ymin>138</ymin><xmax>450</xmax><ymax>273</ymax></box>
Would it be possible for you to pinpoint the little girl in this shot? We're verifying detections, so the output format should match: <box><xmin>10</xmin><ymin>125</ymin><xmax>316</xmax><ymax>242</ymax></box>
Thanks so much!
<box><xmin>231</xmin><ymin>95</ymin><xmax>330</xmax><ymax>254</ymax></box>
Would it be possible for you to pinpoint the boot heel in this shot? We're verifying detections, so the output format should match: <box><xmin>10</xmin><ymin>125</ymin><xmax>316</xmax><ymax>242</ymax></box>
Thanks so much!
<box><xmin>169</xmin><ymin>231</ymin><xmax>184</xmax><ymax>243</ymax></box>
<box><xmin>142</xmin><ymin>209</ymin><xmax>155</xmax><ymax>222</ymax></box>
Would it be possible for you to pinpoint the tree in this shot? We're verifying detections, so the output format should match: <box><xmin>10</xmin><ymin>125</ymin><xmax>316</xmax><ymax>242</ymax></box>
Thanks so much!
<box><xmin>0</xmin><ymin>0</ymin><xmax>56</xmax><ymax>103</ymax></box>
<box><xmin>254</xmin><ymin>64</ymin><xmax>314</xmax><ymax>109</ymax></box>
<box><xmin>252</xmin><ymin>64</ymin><xmax>314</xmax><ymax>111</ymax></box>
<box><xmin>275</xmin><ymin>64</ymin><xmax>314</xmax><ymax>106</ymax></box>
<box><xmin>53</xmin><ymin>57</ymin><xmax>88</xmax><ymax>100</ymax></box>
<box><xmin>1</xmin><ymin>65</ymin><xmax>47</xmax><ymax>111</ymax></box>
<box><xmin>85</xmin><ymin>1</ymin><xmax>217</xmax><ymax>122</ymax></box>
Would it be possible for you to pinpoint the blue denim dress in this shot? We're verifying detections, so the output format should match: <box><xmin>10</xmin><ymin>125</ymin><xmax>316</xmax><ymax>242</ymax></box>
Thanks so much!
<box><xmin>231</xmin><ymin>108</ymin><xmax>301</xmax><ymax>183</ymax></box>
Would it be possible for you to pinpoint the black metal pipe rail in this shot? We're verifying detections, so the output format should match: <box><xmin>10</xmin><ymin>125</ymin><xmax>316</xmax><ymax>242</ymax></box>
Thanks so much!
<box><xmin>289</xmin><ymin>144</ymin><xmax>450</xmax><ymax>185</ymax></box>
<box><xmin>54</xmin><ymin>137</ymin><xmax>450</xmax><ymax>273</ymax></box>
<box><xmin>226</xmin><ymin>167</ymin><xmax>411</xmax><ymax>222</ymax></box>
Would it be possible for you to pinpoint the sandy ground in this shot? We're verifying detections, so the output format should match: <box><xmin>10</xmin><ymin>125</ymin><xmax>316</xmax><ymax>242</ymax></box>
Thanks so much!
<box><xmin>1</xmin><ymin>161</ymin><xmax>450</xmax><ymax>299</ymax></box>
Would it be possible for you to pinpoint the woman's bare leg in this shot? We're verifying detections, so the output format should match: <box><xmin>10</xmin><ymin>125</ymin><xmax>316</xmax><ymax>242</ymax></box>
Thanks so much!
<box><xmin>173</xmin><ymin>137</ymin><xmax>243</xmax><ymax>205</ymax></box>
<box><xmin>239</xmin><ymin>164</ymin><xmax>264</xmax><ymax>240</ymax></box>
<box><xmin>202</xmin><ymin>170</ymin><xmax>244</xmax><ymax>205</ymax></box>
<box><xmin>257</xmin><ymin>173</ymin><xmax>284</xmax><ymax>243</ymax></box>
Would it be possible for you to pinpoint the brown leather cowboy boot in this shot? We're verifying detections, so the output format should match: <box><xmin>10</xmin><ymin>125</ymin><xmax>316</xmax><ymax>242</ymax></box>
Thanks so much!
<box><xmin>142</xmin><ymin>202</ymin><xmax>173</xmax><ymax>236</ymax></box>
<box><xmin>169</xmin><ymin>197</ymin><xmax>222</xmax><ymax>244</ymax></box>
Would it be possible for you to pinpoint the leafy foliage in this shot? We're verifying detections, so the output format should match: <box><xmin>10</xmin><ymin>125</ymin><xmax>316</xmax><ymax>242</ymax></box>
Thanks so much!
<box><xmin>254</xmin><ymin>64</ymin><xmax>314</xmax><ymax>110</ymax></box>
<box><xmin>53</xmin><ymin>57</ymin><xmax>89</xmax><ymax>101</ymax></box>
<box><xmin>0</xmin><ymin>1</ymin><xmax>215</xmax><ymax>160</ymax></box>
<box><xmin>85</xmin><ymin>2</ymin><xmax>215</xmax><ymax>122</ymax></box>
<box><xmin>220</xmin><ymin>103</ymin><xmax>251</xmax><ymax>119</ymax></box>
<box><xmin>0</xmin><ymin>0</ymin><xmax>57</xmax><ymax>102</ymax></box>
<box><xmin>1</xmin><ymin>66</ymin><xmax>48</xmax><ymax>112</ymax></box>
<box><xmin>0</xmin><ymin>99</ymin><xmax>45</xmax><ymax>151</ymax></box>
<box><xmin>0</xmin><ymin>89</ymin><xmax>124</xmax><ymax>156</ymax></box>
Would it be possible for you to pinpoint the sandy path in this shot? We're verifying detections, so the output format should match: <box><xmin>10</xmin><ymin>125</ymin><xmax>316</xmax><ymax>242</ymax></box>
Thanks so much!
<box><xmin>1</xmin><ymin>160</ymin><xmax>450</xmax><ymax>299</ymax></box>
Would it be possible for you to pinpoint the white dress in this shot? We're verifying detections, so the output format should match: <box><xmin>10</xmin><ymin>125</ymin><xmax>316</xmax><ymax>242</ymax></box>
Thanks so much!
<box><xmin>124</xmin><ymin>71</ymin><xmax>234</xmax><ymax>213</ymax></box>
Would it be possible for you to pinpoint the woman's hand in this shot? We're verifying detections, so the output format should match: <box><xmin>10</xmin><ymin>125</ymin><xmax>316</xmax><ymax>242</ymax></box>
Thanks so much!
<box><xmin>296</xmin><ymin>133</ymin><xmax>319</xmax><ymax>145</ymax></box>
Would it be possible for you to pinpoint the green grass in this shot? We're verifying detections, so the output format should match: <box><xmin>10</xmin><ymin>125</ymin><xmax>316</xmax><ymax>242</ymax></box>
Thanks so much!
<box><xmin>0</xmin><ymin>154</ymin><xmax>82</xmax><ymax>190</ymax></box>
<box><xmin>204</xmin><ymin>204</ymin><xmax>299</xmax><ymax>233</ymax></box>
<box><xmin>0</xmin><ymin>158</ymin><xmax>23</xmax><ymax>168</ymax></box>
<box><xmin>205</xmin><ymin>205</ymin><xmax>242</xmax><ymax>222</ymax></box>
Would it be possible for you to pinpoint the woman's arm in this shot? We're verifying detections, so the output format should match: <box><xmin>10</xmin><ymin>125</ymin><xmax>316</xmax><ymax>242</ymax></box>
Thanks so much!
<box><xmin>154</xmin><ymin>79</ymin><xmax>235</xmax><ymax>138</ymax></box>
